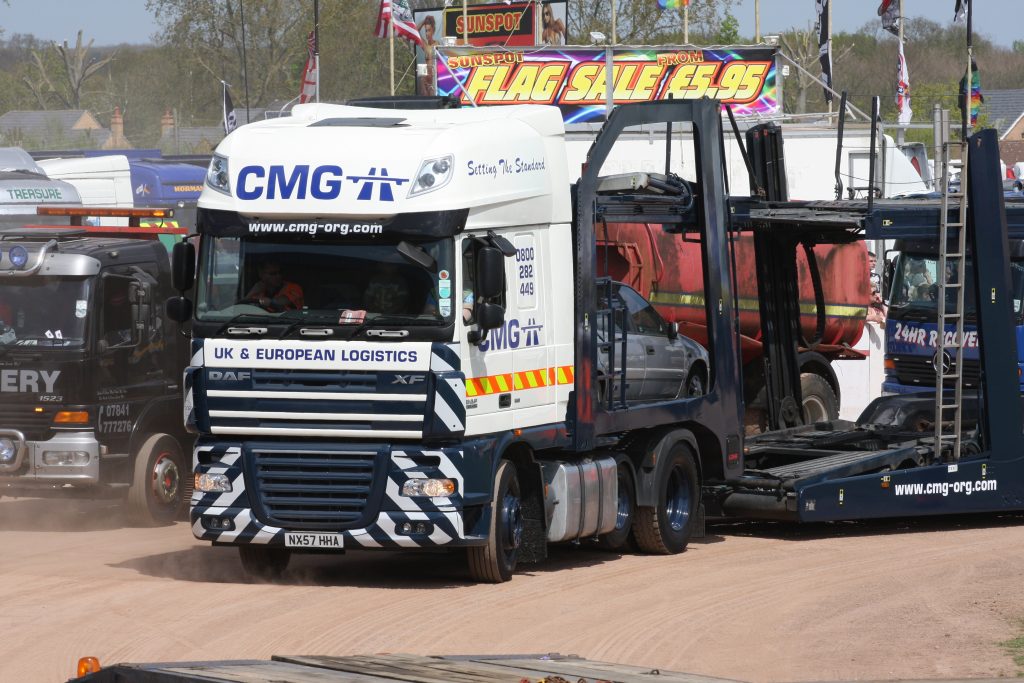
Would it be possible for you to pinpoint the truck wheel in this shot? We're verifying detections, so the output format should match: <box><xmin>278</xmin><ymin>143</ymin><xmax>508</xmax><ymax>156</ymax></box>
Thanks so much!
<box><xmin>801</xmin><ymin>373</ymin><xmax>839</xmax><ymax>424</ymax></box>
<box><xmin>126</xmin><ymin>433</ymin><xmax>186</xmax><ymax>526</ymax></box>
<box><xmin>685</xmin><ymin>366</ymin><xmax>707</xmax><ymax>398</ymax></box>
<box><xmin>633</xmin><ymin>444</ymin><xmax>699</xmax><ymax>554</ymax></box>
<box><xmin>467</xmin><ymin>460</ymin><xmax>522</xmax><ymax>583</ymax></box>
<box><xmin>597</xmin><ymin>462</ymin><xmax>635</xmax><ymax>552</ymax></box>
<box><xmin>239</xmin><ymin>545</ymin><xmax>290</xmax><ymax>581</ymax></box>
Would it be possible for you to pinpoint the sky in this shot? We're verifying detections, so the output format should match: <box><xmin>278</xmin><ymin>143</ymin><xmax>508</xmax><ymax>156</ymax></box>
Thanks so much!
<box><xmin>0</xmin><ymin>0</ymin><xmax>1016</xmax><ymax>48</ymax></box>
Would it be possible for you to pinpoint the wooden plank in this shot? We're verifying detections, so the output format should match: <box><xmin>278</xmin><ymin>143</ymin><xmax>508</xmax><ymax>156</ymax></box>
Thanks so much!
<box><xmin>160</xmin><ymin>660</ymin><xmax>378</xmax><ymax>683</ymax></box>
<box><xmin>481</xmin><ymin>657</ymin><xmax>742</xmax><ymax>683</ymax></box>
<box><xmin>275</xmin><ymin>654</ymin><xmax>512</xmax><ymax>683</ymax></box>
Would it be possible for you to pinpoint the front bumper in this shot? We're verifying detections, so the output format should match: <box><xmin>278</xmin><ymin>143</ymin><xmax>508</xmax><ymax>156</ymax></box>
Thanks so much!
<box><xmin>190</xmin><ymin>441</ymin><xmax>484</xmax><ymax>549</ymax></box>
<box><xmin>0</xmin><ymin>430</ymin><xmax>102</xmax><ymax>489</ymax></box>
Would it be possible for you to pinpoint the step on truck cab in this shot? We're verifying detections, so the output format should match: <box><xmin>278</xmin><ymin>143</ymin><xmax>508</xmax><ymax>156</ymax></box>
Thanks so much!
<box><xmin>0</xmin><ymin>209</ymin><xmax>192</xmax><ymax>524</ymax></box>
<box><xmin>172</xmin><ymin>100</ymin><xmax>742</xmax><ymax>581</ymax></box>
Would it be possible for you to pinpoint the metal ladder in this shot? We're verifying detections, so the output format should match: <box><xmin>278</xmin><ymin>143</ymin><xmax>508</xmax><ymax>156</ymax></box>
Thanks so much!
<box><xmin>596</xmin><ymin>277</ymin><xmax>629</xmax><ymax>410</ymax></box>
<box><xmin>933</xmin><ymin>136</ymin><xmax>969</xmax><ymax>461</ymax></box>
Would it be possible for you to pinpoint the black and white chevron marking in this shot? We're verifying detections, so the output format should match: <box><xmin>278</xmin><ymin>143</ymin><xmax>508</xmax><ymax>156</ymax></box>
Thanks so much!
<box><xmin>191</xmin><ymin>445</ymin><xmax>468</xmax><ymax>548</ymax></box>
<box><xmin>430</xmin><ymin>342</ymin><xmax>460</xmax><ymax>372</ymax></box>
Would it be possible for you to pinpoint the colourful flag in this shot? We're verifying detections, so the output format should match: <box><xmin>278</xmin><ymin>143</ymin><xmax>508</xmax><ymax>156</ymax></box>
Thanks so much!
<box><xmin>299</xmin><ymin>31</ymin><xmax>318</xmax><ymax>104</ymax></box>
<box><xmin>375</xmin><ymin>0</ymin><xmax>424</xmax><ymax>46</ymax></box>
<box><xmin>896</xmin><ymin>39</ymin><xmax>911</xmax><ymax>124</ymax></box>
<box><xmin>657</xmin><ymin>0</ymin><xmax>689</xmax><ymax>8</ymax></box>
<box><xmin>878</xmin><ymin>0</ymin><xmax>899</xmax><ymax>37</ymax></box>
<box><xmin>959</xmin><ymin>59</ymin><xmax>983</xmax><ymax>126</ymax></box>
<box><xmin>815</xmin><ymin>0</ymin><xmax>833</xmax><ymax>104</ymax></box>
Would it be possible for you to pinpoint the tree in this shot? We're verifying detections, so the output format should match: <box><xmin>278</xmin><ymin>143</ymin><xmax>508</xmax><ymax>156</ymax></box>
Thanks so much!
<box><xmin>21</xmin><ymin>31</ymin><xmax>117</xmax><ymax>110</ymax></box>
<box><xmin>567</xmin><ymin>0</ymin><xmax>737</xmax><ymax>45</ymax></box>
<box><xmin>780</xmin><ymin>25</ymin><xmax>852</xmax><ymax>114</ymax></box>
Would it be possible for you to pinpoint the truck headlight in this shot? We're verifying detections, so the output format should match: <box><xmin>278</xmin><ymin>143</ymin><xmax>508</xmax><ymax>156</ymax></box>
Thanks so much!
<box><xmin>41</xmin><ymin>451</ymin><xmax>89</xmax><ymax>465</ymax></box>
<box><xmin>409</xmin><ymin>155</ymin><xmax>454</xmax><ymax>198</ymax></box>
<box><xmin>401</xmin><ymin>478</ymin><xmax>456</xmax><ymax>497</ymax></box>
<box><xmin>195</xmin><ymin>472</ymin><xmax>232</xmax><ymax>493</ymax></box>
<box><xmin>206</xmin><ymin>154</ymin><xmax>231</xmax><ymax>195</ymax></box>
<box><xmin>0</xmin><ymin>438</ymin><xmax>16</xmax><ymax>464</ymax></box>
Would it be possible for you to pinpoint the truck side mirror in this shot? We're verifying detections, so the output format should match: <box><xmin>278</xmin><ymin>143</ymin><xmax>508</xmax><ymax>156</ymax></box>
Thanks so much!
<box><xmin>476</xmin><ymin>302</ymin><xmax>504</xmax><ymax>330</ymax></box>
<box><xmin>475</xmin><ymin>246</ymin><xmax>504</xmax><ymax>300</ymax></box>
<box><xmin>668</xmin><ymin>321</ymin><xmax>679</xmax><ymax>340</ymax></box>
<box><xmin>166</xmin><ymin>296</ymin><xmax>193</xmax><ymax>323</ymax></box>
<box><xmin>171</xmin><ymin>241</ymin><xmax>195</xmax><ymax>292</ymax></box>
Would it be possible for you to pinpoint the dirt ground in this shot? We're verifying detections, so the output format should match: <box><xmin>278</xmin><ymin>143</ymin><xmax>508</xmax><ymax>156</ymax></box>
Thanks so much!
<box><xmin>4</xmin><ymin>498</ymin><xmax>1024</xmax><ymax>683</ymax></box>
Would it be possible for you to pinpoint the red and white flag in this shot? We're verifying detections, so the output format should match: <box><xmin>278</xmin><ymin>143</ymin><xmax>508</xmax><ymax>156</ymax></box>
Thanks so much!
<box><xmin>375</xmin><ymin>0</ymin><xmax>423</xmax><ymax>46</ymax></box>
<box><xmin>299</xmin><ymin>31</ymin><xmax>318</xmax><ymax>104</ymax></box>
<box><xmin>896</xmin><ymin>39</ymin><xmax>912</xmax><ymax>125</ymax></box>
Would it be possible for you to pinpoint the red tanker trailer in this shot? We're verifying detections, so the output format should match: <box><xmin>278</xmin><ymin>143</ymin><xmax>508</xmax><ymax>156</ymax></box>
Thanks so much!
<box><xmin>598</xmin><ymin>222</ymin><xmax>869</xmax><ymax>425</ymax></box>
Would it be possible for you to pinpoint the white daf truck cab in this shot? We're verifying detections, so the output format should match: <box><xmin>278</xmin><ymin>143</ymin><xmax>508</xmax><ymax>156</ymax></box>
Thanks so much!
<box><xmin>171</xmin><ymin>101</ymin><xmax>726</xmax><ymax>581</ymax></box>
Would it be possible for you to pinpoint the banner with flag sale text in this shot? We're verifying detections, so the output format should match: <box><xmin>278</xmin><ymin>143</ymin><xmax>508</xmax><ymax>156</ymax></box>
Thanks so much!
<box><xmin>435</xmin><ymin>46</ymin><xmax>779</xmax><ymax>122</ymax></box>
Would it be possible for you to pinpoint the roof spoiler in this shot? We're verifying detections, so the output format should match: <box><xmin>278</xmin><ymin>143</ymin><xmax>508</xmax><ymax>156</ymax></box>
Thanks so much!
<box><xmin>346</xmin><ymin>95</ymin><xmax>461</xmax><ymax>110</ymax></box>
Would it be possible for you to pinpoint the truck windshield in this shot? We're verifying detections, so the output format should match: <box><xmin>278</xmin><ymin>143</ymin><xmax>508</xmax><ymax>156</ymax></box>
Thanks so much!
<box><xmin>0</xmin><ymin>277</ymin><xmax>90</xmax><ymax>348</ymax></box>
<box><xmin>889</xmin><ymin>254</ymin><xmax>1024</xmax><ymax>321</ymax></box>
<box><xmin>194</xmin><ymin>235</ymin><xmax>455</xmax><ymax>326</ymax></box>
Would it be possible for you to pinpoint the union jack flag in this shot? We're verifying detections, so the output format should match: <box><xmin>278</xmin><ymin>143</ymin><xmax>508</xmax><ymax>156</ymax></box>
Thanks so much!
<box><xmin>299</xmin><ymin>31</ymin><xmax>317</xmax><ymax>104</ymax></box>
<box><xmin>375</xmin><ymin>0</ymin><xmax>423</xmax><ymax>46</ymax></box>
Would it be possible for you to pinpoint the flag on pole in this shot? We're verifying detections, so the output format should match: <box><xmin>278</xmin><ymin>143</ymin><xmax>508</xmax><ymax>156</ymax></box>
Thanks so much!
<box><xmin>375</xmin><ymin>0</ymin><xmax>423</xmax><ymax>46</ymax></box>
<box><xmin>954</xmin><ymin>0</ymin><xmax>968</xmax><ymax>22</ymax></box>
<box><xmin>222</xmin><ymin>81</ymin><xmax>237</xmax><ymax>135</ymax></box>
<box><xmin>815</xmin><ymin>0</ymin><xmax>833</xmax><ymax>104</ymax></box>
<box><xmin>896</xmin><ymin>39</ymin><xmax>912</xmax><ymax>125</ymax></box>
<box><xmin>299</xmin><ymin>31</ymin><xmax>318</xmax><ymax>104</ymax></box>
<box><xmin>877</xmin><ymin>0</ymin><xmax>899</xmax><ymax>37</ymax></box>
<box><xmin>959</xmin><ymin>59</ymin><xmax>983</xmax><ymax>126</ymax></box>
<box><xmin>656</xmin><ymin>0</ymin><xmax>689</xmax><ymax>8</ymax></box>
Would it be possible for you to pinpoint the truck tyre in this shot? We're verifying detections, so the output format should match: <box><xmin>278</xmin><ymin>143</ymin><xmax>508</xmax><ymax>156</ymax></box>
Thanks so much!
<box><xmin>633</xmin><ymin>443</ymin><xmax>699</xmax><ymax>554</ymax></box>
<box><xmin>800</xmin><ymin>373</ymin><xmax>839</xmax><ymax>424</ymax></box>
<box><xmin>239</xmin><ymin>545</ymin><xmax>291</xmax><ymax>581</ymax></box>
<box><xmin>597</xmin><ymin>462</ymin><xmax>635</xmax><ymax>552</ymax></box>
<box><xmin>126</xmin><ymin>433</ymin><xmax>187</xmax><ymax>526</ymax></box>
<box><xmin>467</xmin><ymin>460</ymin><xmax>522</xmax><ymax>583</ymax></box>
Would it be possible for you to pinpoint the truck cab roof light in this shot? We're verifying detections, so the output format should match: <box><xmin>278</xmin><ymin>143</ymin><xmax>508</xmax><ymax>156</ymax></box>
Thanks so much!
<box><xmin>37</xmin><ymin>206</ymin><xmax>173</xmax><ymax>219</ymax></box>
<box><xmin>77</xmin><ymin>656</ymin><xmax>101</xmax><ymax>676</ymax></box>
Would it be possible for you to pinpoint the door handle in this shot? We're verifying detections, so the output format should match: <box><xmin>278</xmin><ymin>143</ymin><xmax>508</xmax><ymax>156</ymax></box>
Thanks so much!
<box><xmin>646</xmin><ymin>346</ymin><xmax>655</xmax><ymax>355</ymax></box>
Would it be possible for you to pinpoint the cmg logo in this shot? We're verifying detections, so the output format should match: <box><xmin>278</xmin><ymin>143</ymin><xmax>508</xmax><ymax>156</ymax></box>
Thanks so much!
<box><xmin>235</xmin><ymin>165</ymin><xmax>410</xmax><ymax>201</ymax></box>
<box><xmin>237</xmin><ymin>165</ymin><xmax>344</xmax><ymax>200</ymax></box>
<box><xmin>479</xmin><ymin>318</ymin><xmax>543</xmax><ymax>352</ymax></box>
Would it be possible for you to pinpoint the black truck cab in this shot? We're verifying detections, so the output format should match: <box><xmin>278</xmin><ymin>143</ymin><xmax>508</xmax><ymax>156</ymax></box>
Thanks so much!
<box><xmin>0</xmin><ymin>229</ymin><xmax>191</xmax><ymax>524</ymax></box>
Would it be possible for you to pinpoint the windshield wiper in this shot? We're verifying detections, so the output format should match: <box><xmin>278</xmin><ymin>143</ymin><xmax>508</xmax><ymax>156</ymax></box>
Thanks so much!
<box><xmin>340</xmin><ymin>314</ymin><xmax>439</xmax><ymax>339</ymax></box>
<box><xmin>274</xmin><ymin>311</ymin><xmax>341</xmax><ymax>339</ymax></box>
<box><xmin>214</xmin><ymin>313</ymin><xmax>275</xmax><ymax>336</ymax></box>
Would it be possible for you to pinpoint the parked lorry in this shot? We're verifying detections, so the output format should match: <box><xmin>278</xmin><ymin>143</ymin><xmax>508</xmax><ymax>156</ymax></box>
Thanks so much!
<box><xmin>169</xmin><ymin>97</ymin><xmax>1024</xmax><ymax>582</ymax></box>
<box><xmin>38</xmin><ymin>154</ymin><xmax>205</xmax><ymax>242</ymax></box>
<box><xmin>0</xmin><ymin>207</ymin><xmax>192</xmax><ymax>525</ymax></box>
<box><xmin>0</xmin><ymin>147</ymin><xmax>82</xmax><ymax>219</ymax></box>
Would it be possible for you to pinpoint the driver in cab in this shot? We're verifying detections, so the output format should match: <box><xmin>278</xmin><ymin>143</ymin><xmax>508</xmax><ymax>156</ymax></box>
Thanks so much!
<box><xmin>244</xmin><ymin>260</ymin><xmax>304</xmax><ymax>312</ymax></box>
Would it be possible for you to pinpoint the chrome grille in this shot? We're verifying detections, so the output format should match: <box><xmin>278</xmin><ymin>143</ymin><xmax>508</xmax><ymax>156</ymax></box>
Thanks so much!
<box><xmin>892</xmin><ymin>355</ymin><xmax>981</xmax><ymax>387</ymax></box>
<box><xmin>0</xmin><ymin>403</ymin><xmax>54</xmax><ymax>441</ymax></box>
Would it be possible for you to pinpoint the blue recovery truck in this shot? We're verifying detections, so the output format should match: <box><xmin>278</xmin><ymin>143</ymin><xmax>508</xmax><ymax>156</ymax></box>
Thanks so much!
<box><xmin>166</xmin><ymin>97</ymin><xmax>1024</xmax><ymax>582</ymax></box>
<box><xmin>129</xmin><ymin>159</ymin><xmax>205</xmax><ymax>248</ymax></box>
<box><xmin>882</xmin><ymin>227</ymin><xmax>1024</xmax><ymax>395</ymax></box>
